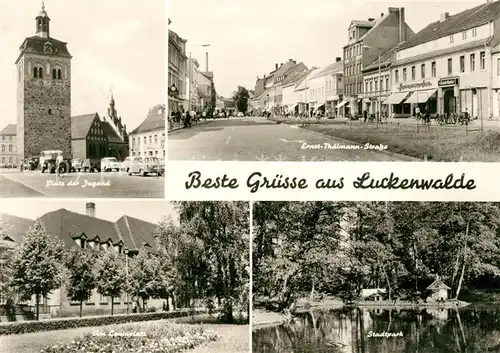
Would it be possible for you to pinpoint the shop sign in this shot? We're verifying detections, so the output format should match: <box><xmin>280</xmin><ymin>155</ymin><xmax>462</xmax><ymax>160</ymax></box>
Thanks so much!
<box><xmin>397</xmin><ymin>80</ymin><xmax>433</xmax><ymax>92</ymax></box>
<box><xmin>438</xmin><ymin>77</ymin><xmax>459</xmax><ymax>87</ymax></box>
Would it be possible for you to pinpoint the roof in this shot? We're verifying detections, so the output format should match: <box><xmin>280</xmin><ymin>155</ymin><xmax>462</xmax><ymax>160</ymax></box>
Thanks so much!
<box><xmin>363</xmin><ymin>43</ymin><xmax>404</xmax><ymax>72</ymax></box>
<box><xmin>131</xmin><ymin>110</ymin><xmax>165</xmax><ymax>134</ymax></box>
<box><xmin>399</xmin><ymin>1</ymin><xmax>500</xmax><ymax>51</ymax></box>
<box><xmin>197</xmin><ymin>86</ymin><xmax>209</xmax><ymax>98</ymax></box>
<box><xmin>0</xmin><ymin>124</ymin><xmax>16</xmax><ymax>136</ymax></box>
<box><xmin>16</xmin><ymin>36</ymin><xmax>71</xmax><ymax>64</ymax></box>
<box><xmin>350</xmin><ymin>20</ymin><xmax>376</xmax><ymax>29</ymax></box>
<box><xmin>294</xmin><ymin>68</ymin><xmax>319</xmax><ymax>89</ymax></box>
<box><xmin>310</xmin><ymin>61</ymin><xmax>343</xmax><ymax>79</ymax></box>
<box><xmin>427</xmin><ymin>278</ymin><xmax>451</xmax><ymax>291</ymax></box>
<box><xmin>0</xmin><ymin>214</ymin><xmax>34</xmax><ymax>243</ymax></box>
<box><xmin>273</xmin><ymin>61</ymin><xmax>298</xmax><ymax>83</ymax></box>
<box><xmin>282</xmin><ymin>69</ymin><xmax>311</xmax><ymax>87</ymax></box>
<box><xmin>101</xmin><ymin>121</ymin><xmax>124</xmax><ymax>144</ymax></box>
<box><xmin>71</xmin><ymin>113</ymin><xmax>98</xmax><ymax>140</ymax></box>
<box><xmin>201</xmin><ymin>71</ymin><xmax>214</xmax><ymax>80</ymax></box>
<box><xmin>0</xmin><ymin>208</ymin><xmax>158</xmax><ymax>252</ymax></box>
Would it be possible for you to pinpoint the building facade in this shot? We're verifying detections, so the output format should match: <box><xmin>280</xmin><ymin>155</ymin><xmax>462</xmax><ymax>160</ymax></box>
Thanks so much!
<box><xmin>294</xmin><ymin>68</ymin><xmax>320</xmax><ymax>116</ymax></box>
<box><xmin>0</xmin><ymin>202</ymin><xmax>164</xmax><ymax>318</ymax></box>
<box><xmin>0</xmin><ymin>125</ymin><xmax>17</xmax><ymax>167</ymax></box>
<box><xmin>389</xmin><ymin>3</ymin><xmax>500</xmax><ymax>119</ymax></box>
<box><xmin>186</xmin><ymin>58</ymin><xmax>200</xmax><ymax>111</ymax></box>
<box><xmin>168</xmin><ymin>28</ymin><xmax>188</xmax><ymax>114</ymax></box>
<box><xmin>343</xmin><ymin>8</ymin><xmax>413</xmax><ymax>117</ymax></box>
<box><xmin>16</xmin><ymin>4</ymin><xmax>72</xmax><ymax>160</ymax></box>
<box><xmin>308</xmin><ymin>58</ymin><xmax>344</xmax><ymax>117</ymax></box>
<box><xmin>129</xmin><ymin>106</ymin><xmax>166</xmax><ymax>159</ymax></box>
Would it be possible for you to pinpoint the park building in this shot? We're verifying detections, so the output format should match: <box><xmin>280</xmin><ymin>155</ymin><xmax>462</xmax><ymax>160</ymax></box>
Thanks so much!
<box><xmin>389</xmin><ymin>0</ymin><xmax>500</xmax><ymax>119</ymax></box>
<box><xmin>343</xmin><ymin>7</ymin><xmax>414</xmax><ymax>117</ymax></box>
<box><xmin>0</xmin><ymin>124</ymin><xmax>18</xmax><ymax>168</ymax></box>
<box><xmin>0</xmin><ymin>202</ymin><xmax>163</xmax><ymax>320</ymax></box>
<box><xmin>129</xmin><ymin>106</ymin><xmax>166</xmax><ymax>159</ymax></box>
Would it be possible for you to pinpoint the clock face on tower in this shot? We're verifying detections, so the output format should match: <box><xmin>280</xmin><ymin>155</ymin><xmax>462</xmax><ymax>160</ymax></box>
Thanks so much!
<box><xmin>43</xmin><ymin>42</ymin><xmax>53</xmax><ymax>53</ymax></box>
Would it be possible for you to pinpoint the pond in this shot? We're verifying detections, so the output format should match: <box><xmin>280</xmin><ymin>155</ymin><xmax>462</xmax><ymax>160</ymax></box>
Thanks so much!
<box><xmin>253</xmin><ymin>306</ymin><xmax>500</xmax><ymax>353</ymax></box>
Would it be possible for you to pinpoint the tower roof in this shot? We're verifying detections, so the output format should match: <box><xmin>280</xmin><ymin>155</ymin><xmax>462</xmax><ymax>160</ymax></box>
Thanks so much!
<box><xmin>38</xmin><ymin>1</ymin><xmax>49</xmax><ymax>17</ymax></box>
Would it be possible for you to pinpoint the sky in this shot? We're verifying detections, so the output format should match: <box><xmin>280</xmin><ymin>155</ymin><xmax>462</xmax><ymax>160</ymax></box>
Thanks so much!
<box><xmin>169</xmin><ymin>0</ymin><xmax>488</xmax><ymax>98</ymax></box>
<box><xmin>0</xmin><ymin>199</ymin><xmax>176</xmax><ymax>224</ymax></box>
<box><xmin>0</xmin><ymin>0</ymin><xmax>165</xmax><ymax>131</ymax></box>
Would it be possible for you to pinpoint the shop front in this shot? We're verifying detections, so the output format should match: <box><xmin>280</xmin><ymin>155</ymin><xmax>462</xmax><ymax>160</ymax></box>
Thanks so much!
<box><xmin>388</xmin><ymin>78</ymin><xmax>439</xmax><ymax>118</ymax></box>
<box><xmin>438</xmin><ymin>77</ymin><xmax>460</xmax><ymax>115</ymax></box>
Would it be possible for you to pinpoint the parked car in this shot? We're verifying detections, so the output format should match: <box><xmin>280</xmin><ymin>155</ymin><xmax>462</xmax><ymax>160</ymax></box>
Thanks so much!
<box><xmin>23</xmin><ymin>157</ymin><xmax>39</xmax><ymax>171</ymax></box>
<box><xmin>128</xmin><ymin>157</ymin><xmax>162</xmax><ymax>177</ymax></box>
<box><xmin>237</xmin><ymin>112</ymin><xmax>244</xmax><ymax>117</ymax></box>
<box><xmin>120</xmin><ymin>156</ymin><xmax>133</xmax><ymax>172</ymax></box>
<box><xmin>101</xmin><ymin>157</ymin><xmax>120</xmax><ymax>172</ymax></box>
<box><xmin>72</xmin><ymin>158</ymin><xmax>84</xmax><ymax>172</ymax></box>
<box><xmin>40</xmin><ymin>150</ymin><xmax>64</xmax><ymax>173</ymax></box>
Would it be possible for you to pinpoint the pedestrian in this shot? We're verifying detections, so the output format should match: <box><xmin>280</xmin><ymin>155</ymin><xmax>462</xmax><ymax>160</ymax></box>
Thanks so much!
<box><xmin>363</xmin><ymin>109</ymin><xmax>368</xmax><ymax>122</ymax></box>
<box><xmin>185</xmin><ymin>111</ymin><xmax>192</xmax><ymax>128</ymax></box>
<box><xmin>415</xmin><ymin>106</ymin><xmax>421</xmax><ymax>120</ymax></box>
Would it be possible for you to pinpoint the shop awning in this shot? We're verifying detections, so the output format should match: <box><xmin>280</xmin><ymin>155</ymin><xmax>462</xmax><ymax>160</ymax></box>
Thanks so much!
<box><xmin>336</xmin><ymin>100</ymin><xmax>348</xmax><ymax>109</ymax></box>
<box><xmin>317</xmin><ymin>103</ymin><xmax>325</xmax><ymax>109</ymax></box>
<box><xmin>383</xmin><ymin>92</ymin><xmax>409</xmax><ymax>105</ymax></box>
<box><xmin>405</xmin><ymin>89</ymin><xmax>437</xmax><ymax>104</ymax></box>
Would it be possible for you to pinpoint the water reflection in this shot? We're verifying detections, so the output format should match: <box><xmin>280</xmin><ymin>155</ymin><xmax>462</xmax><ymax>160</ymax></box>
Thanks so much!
<box><xmin>253</xmin><ymin>307</ymin><xmax>500</xmax><ymax>353</ymax></box>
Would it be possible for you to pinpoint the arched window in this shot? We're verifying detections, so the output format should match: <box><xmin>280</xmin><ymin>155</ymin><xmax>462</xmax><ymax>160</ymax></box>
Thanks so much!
<box><xmin>57</xmin><ymin>69</ymin><xmax>62</xmax><ymax>80</ymax></box>
<box><xmin>52</xmin><ymin>69</ymin><xmax>57</xmax><ymax>79</ymax></box>
<box><xmin>8</xmin><ymin>145</ymin><xmax>12</xmax><ymax>152</ymax></box>
<box><xmin>33</xmin><ymin>67</ymin><xmax>38</xmax><ymax>78</ymax></box>
<box><xmin>38</xmin><ymin>67</ymin><xmax>43</xmax><ymax>77</ymax></box>
<box><xmin>1</xmin><ymin>157</ymin><xmax>4</xmax><ymax>164</ymax></box>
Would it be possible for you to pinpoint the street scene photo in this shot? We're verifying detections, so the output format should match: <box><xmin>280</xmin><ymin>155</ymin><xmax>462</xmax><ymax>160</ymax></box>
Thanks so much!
<box><xmin>0</xmin><ymin>200</ymin><xmax>249</xmax><ymax>353</ymax></box>
<box><xmin>0</xmin><ymin>0</ymin><xmax>165</xmax><ymax>197</ymax></box>
<box><xmin>253</xmin><ymin>201</ymin><xmax>500</xmax><ymax>352</ymax></box>
<box><xmin>168</xmin><ymin>0</ymin><xmax>500</xmax><ymax>162</ymax></box>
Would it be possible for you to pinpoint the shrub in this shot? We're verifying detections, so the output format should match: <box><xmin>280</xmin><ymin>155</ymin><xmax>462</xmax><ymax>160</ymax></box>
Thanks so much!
<box><xmin>0</xmin><ymin>309</ymin><xmax>208</xmax><ymax>336</ymax></box>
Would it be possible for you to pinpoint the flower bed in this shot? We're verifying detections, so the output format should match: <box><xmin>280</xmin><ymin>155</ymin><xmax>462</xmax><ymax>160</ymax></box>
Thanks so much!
<box><xmin>39</xmin><ymin>323</ymin><xmax>219</xmax><ymax>353</ymax></box>
<box><xmin>0</xmin><ymin>309</ymin><xmax>207</xmax><ymax>336</ymax></box>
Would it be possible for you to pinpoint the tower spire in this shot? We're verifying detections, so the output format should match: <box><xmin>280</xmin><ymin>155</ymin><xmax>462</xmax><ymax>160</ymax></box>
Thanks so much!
<box><xmin>42</xmin><ymin>0</ymin><xmax>45</xmax><ymax>12</ymax></box>
<box><xmin>36</xmin><ymin>1</ymin><xmax>50</xmax><ymax>38</ymax></box>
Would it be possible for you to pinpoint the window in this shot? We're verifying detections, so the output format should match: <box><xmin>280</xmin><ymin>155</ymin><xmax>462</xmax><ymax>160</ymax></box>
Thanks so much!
<box><xmin>470</xmin><ymin>54</ymin><xmax>476</xmax><ymax>71</ymax></box>
<box><xmin>449</xmin><ymin>35</ymin><xmax>454</xmax><ymax>44</ymax></box>
<box><xmin>460</xmin><ymin>56</ymin><xmax>465</xmax><ymax>72</ymax></box>
<box><xmin>1</xmin><ymin>157</ymin><xmax>4</xmax><ymax>164</ymax></box>
<box><xmin>1</xmin><ymin>145</ymin><xmax>4</xmax><ymax>152</ymax></box>
<box><xmin>100</xmin><ymin>294</ymin><xmax>108</xmax><ymax>304</ymax></box>
<box><xmin>421</xmin><ymin>64</ymin><xmax>425</xmax><ymax>79</ymax></box>
<box><xmin>52</xmin><ymin>69</ymin><xmax>57</xmax><ymax>79</ymax></box>
<box><xmin>385</xmin><ymin>77</ymin><xmax>389</xmax><ymax>91</ymax></box>
<box><xmin>480</xmin><ymin>51</ymin><xmax>486</xmax><ymax>70</ymax></box>
<box><xmin>370</xmin><ymin>81</ymin><xmax>373</xmax><ymax>92</ymax></box>
<box><xmin>8</xmin><ymin>157</ymin><xmax>12</xmax><ymax>163</ymax></box>
<box><xmin>58</xmin><ymin>69</ymin><xmax>62</xmax><ymax>79</ymax></box>
<box><xmin>431</xmin><ymin>61</ymin><xmax>436</xmax><ymax>77</ymax></box>
<box><xmin>8</xmin><ymin>145</ymin><xmax>12</xmax><ymax>152</ymax></box>
<box><xmin>403</xmin><ymin>68</ymin><xmax>407</xmax><ymax>81</ymax></box>
<box><xmin>448</xmin><ymin>58</ymin><xmax>452</xmax><ymax>75</ymax></box>
<box><xmin>143</xmin><ymin>136</ymin><xmax>146</xmax><ymax>143</ymax></box>
<box><xmin>462</xmin><ymin>31</ymin><xmax>467</xmax><ymax>40</ymax></box>
<box><xmin>395</xmin><ymin>70</ymin><xmax>399</xmax><ymax>83</ymax></box>
<box><xmin>365</xmin><ymin>82</ymin><xmax>368</xmax><ymax>92</ymax></box>
<box><xmin>472</xmin><ymin>28</ymin><xmax>477</xmax><ymax>37</ymax></box>
<box><xmin>411</xmin><ymin>66</ymin><xmax>416</xmax><ymax>80</ymax></box>
<box><xmin>375</xmin><ymin>79</ymin><xmax>378</xmax><ymax>91</ymax></box>
<box><xmin>39</xmin><ymin>67</ymin><xmax>43</xmax><ymax>77</ymax></box>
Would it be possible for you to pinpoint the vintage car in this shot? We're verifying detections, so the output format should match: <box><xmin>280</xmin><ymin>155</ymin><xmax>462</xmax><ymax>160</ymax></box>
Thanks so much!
<box><xmin>41</xmin><ymin>150</ymin><xmax>68</xmax><ymax>173</ymax></box>
<box><xmin>71</xmin><ymin>158</ymin><xmax>100</xmax><ymax>172</ymax></box>
<box><xmin>120</xmin><ymin>156</ymin><xmax>133</xmax><ymax>172</ymax></box>
<box><xmin>23</xmin><ymin>157</ymin><xmax>39</xmax><ymax>171</ymax></box>
<box><xmin>72</xmin><ymin>158</ymin><xmax>84</xmax><ymax>172</ymax></box>
<box><xmin>128</xmin><ymin>157</ymin><xmax>163</xmax><ymax>177</ymax></box>
<box><xmin>100</xmin><ymin>157</ymin><xmax>120</xmax><ymax>172</ymax></box>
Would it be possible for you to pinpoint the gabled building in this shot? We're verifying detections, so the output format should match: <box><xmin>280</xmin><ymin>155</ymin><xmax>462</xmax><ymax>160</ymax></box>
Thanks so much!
<box><xmin>282</xmin><ymin>70</ymin><xmax>313</xmax><ymax>115</ymax></box>
<box><xmin>271</xmin><ymin>60</ymin><xmax>308</xmax><ymax>115</ymax></box>
<box><xmin>294</xmin><ymin>68</ymin><xmax>320</xmax><ymax>116</ymax></box>
<box><xmin>0</xmin><ymin>202</ymin><xmax>161</xmax><ymax>318</ymax></box>
<box><xmin>168</xmin><ymin>27</ymin><xmax>188</xmax><ymax>114</ymax></box>
<box><xmin>129</xmin><ymin>106</ymin><xmax>165</xmax><ymax>159</ymax></box>
<box><xmin>390</xmin><ymin>0</ymin><xmax>500</xmax><ymax>119</ymax></box>
<box><xmin>343</xmin><ymin>8</ymin><xmax>414</xmax><ymax>116</ymax></box>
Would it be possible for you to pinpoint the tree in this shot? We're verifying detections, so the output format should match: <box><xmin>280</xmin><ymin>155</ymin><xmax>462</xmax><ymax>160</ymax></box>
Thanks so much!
<box><xmin>232</xmin><ymin>86</ymin><xmax>250</xmax><ymax>113</ymax></box>
<box><xmin>65</xmin><ymin>248</ymin><xmax>96</xmax><ymax>317</ymax></box>
<box><xmin>148</xmin><ymin>104</ymin><xmax>166</xmax><ymax>114</ymax></box>
<box><xmin>210</xmin><ymin>82</ymin><xmax>217</xmax><ymax>110</ymax></box>
<box><xmin>95</xmin><ymin>250</ymin><xmax>126</xmax><ymax>315</ymax></box>
<box><xmin>11</xmin><ymin>221</ymin><xmax>65</xmax><ymax>320</ymax></box>
<box><xmin>174</xmin><ymin>201</ymin><xmax>250</xmax><ymax>322</ymax></box>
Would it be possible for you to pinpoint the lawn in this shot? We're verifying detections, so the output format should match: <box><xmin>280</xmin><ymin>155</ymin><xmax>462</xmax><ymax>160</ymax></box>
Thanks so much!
<box><xmin>0</xmin><ymin>175</ymin><xmax>43</xmax><ymax>197</ymax></box>
<box><xmin>0</xmin><ymin>315</ymin><xmax>248</xmax><ymax>353</ymax></box>
<box><xmin>302</xmin><ymin>123</ymin><xmax>500</xmax><ymax>161</ymax></box>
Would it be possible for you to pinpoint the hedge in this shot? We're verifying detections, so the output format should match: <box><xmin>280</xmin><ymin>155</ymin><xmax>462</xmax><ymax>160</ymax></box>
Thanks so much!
<box><xmin>0</xmin><ymin>309</ymin><xmax>207</xmax><ymax>336</ymax></box>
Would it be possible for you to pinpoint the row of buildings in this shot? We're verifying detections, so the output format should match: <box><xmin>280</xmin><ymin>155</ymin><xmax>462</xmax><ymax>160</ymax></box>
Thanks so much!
<box><xmin>168</xmin><ymin>18</ymin><xmax>216</xmax><ymax>120</ymax></box>
<box><xmin>0</xmin><ymin>202</ymin><xmax>165</xmax><ymax>319</ymax></box>
<box><xmin>253</xmin><ymin>0</ymin><xmax>500</xmax><ymax>120</ymax></box>
<box><xmin>0</xmin><ymin>4</ymin><xmax>165</xmax><ymax>167</ymax></box>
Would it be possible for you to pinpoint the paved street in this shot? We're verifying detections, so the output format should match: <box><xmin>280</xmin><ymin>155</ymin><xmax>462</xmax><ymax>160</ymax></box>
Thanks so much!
<box><xmin>0</xmin><ymin>169</ymin><xmax>164</xmax><ymax>198</ymax></box>
<box><xmin>168</xmin><ymin>116</ymin><xmax>415</xmax><ymax>161</ymax></box>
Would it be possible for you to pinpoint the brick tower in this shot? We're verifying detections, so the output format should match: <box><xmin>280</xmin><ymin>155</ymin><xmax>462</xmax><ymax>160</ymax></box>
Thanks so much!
<box><xmin>16</xmin><ymin>2</ymin><xmax>72</xmax><ymax>160</ymax></box>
